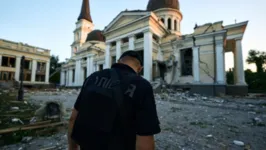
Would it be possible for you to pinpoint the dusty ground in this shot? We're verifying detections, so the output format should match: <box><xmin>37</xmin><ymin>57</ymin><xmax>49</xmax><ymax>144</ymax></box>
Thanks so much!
<box><xmin>1</xmin><ymin>89</ymin><xmax>266</xmax><ymax>150</ymax></box>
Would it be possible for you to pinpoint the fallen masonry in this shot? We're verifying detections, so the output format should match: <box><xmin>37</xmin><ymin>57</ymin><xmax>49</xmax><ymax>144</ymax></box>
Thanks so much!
<box><xmin>0</xmin><ymin>88</ymin><xmax>266</xmax><ymax>150</ymax></box>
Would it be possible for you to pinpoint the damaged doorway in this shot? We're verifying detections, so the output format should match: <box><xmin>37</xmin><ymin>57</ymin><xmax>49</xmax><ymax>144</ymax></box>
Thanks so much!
<box><xmin>180</xmin><ymin>48</ymin><xmax>193</xmax><ymax>76</ymax></box>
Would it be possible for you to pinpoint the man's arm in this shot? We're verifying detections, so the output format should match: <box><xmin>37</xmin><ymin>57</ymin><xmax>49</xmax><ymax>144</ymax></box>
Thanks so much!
<box><xmin>68</xmin><ymin>108</ymin><xmax>79</xmax><ymax>150</ymax></box>
<box><xmin>135</xmin><ymin>81</ymin><xmax>161</xmax><ymax>150</ymax></box>
<box><xmin>67</xmin><ymin>77</ymin><xmax>91</xmax><ymax>150</ymax></box>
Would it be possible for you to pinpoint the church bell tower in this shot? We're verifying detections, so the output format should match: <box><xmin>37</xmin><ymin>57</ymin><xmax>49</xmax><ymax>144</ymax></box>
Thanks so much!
<box><xmin>71</xmin><ymin>0</ymin><xmax>94</xmax><ymax>57</ymax></box>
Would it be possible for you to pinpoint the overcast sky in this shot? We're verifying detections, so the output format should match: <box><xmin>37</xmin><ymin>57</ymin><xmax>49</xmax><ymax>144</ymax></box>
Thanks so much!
<box><xmin>0</xmin><ymin>0</ymin><xmax>265</xmax><ymax>71</ymax></box>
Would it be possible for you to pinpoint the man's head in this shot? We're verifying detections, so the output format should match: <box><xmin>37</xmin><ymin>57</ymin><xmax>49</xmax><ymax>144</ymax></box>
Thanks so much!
<box><xmin>118</xmin><ymin>50</ymin><xmax>143</xmax><ymax>74</ymax></box>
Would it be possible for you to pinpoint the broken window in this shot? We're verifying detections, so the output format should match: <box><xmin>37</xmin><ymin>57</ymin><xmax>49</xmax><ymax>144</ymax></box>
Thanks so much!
<box><xmin>135</xmin><ymin>33</ymin><xmax>144</xmax><ymax>40</ymax></box>
<box><xmin>25</xmin><ymin>73</ymin><xmax>31</xmax><ymax>81</ymax></box>
<box><xmin>122</xmin><ymin>37</ymin><xmax>128</xmax><ymax>44</ymax></box>
<box><xmin>111</xmin><ymin>56</ymin><xmax>116</xmax><ymax>65</ymax></box>
<box><xmin>99</xmin><ymin>64</ymin><xmax>103</xmax><ymax>71</ymax></box>
<box><xmin>181</xmin><ymin>48</ymin><xmax>193</xmax><ymax>76</ymax></box>
<box><xmin>37</xmin><ymin>62</ymin><xmax>46</xmax><ymax>72</ymax></box>
<box><xmin>36</xmin><ymin>75</ymin><xmax>45</xmax><ymax>82</ymax></box>
<box><xmin>0</xmin><ymin>71</ymin><xmax>15</xmax><ymax>81</ymax></box>
<box><xmin>161</xmin><ymin>18</ymin><xmax>165</xmax><ymax>24</ymax></box>
<box><xmin>111</xmin><ymin>42</ymin><xmax>116</xmax><ymax>47</ymax></box>
<box><xmin>24</xmin><ymin>60</ymin><xmax>31</xmax><ymax>70</ymax></box>
<box><xmin>168</xmin><ymin>18</ymin><xmax>172</xmax><ymax>30</ymax></box>
<box><xmin>2</xmin><ymin>56</ymin><xmax>16</xmax><ymax>68</ymax></box>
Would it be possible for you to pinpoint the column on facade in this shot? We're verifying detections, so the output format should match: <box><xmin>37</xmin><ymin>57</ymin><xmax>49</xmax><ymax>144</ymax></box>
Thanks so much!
<box><xmin>80</xmin><ymin>67</ymin><xmax>84</xmax><ymax>84</ymax></box>
<box><xmin>129</xmin><ymin>35</ymin><xmax>135</xmax><ymax>50</ymax></box>
<box><xmin>75</xmin><ymin>59</ymin><xmax>81</xmax><ymax>86</ymax></box>
<box><xmin>69</xmin><ymin>69</ymin><xmax>73</xmax><ymax>86</ymax></box>
<box><xmin>192</xmin><ymin>47</ymin><xmax>200</xmax><ymax>83</ymax></box>
<box><xmin>15</xmin><ymin>56</ymin><xmax>21</xmax><ymax>81</ymax></box>
<box><xmin>0</xmin><ymin>54</ymin><xmax>2</xmax><ymax>67</ymax></box>
<box><xmin>31</xmin><ymin>59</ymin><xmax>37</xmax><ymax>82</ymax></box>
<box><xmin>104</xmin><ymin>43</ymin><xmax>111</xmax><ymax>69</ymax></box>
<box><xmin>87</xmin><ymin>56</ymin><xmax>91</xmax><ymax>77</ymax></box>
<box><xmin>60</xmin><ymin>71</ymin><xmax>65</xmax><ymax>86</ymax></box>
<box><xmin>116</xmin><ymin>40</ymin><xmax>121</xmax><ymax>61</ymax></box>
<box><xmin>176</xmin><ymin>49</ymin><xmax>181</xmax><ymax>77</ymax></box>
<box><xmin>144</xmin><ymin>30</ymin><xmax>153</xmax><ymax>81</ymax></box>
<box><xmin>234</xmin><ymin>38</ymin><xmax>246</xmax><ymax>85</ymax></box>
<box><xmin>45</xmin><ymin>60</ymin><xmax>50</xmax><ymax>83</ymax></box>
<box><xmin>94</xmin><ymin>64</ymin><xmax>97</xmax><ymax>72</ymax></box>
<box><xmin>177</xmin><ymin>20</ymin><xmax>180</xmax><ymax>32</ymax></box>
<box><xmin>87</xmin><ymin>54</ymin><xmax>95</xmax><ymax>77</ymax></box>
<box><xmin>215</xmin><ymin>41</ymin><xmax>225</xmax><ymax>84</ymax></box>
<box><xmin>171</xmin><ymin>16</ymin><xmax>175</xmax><ymax>31</ymax></box>
<box><xmin>65</xmin><ymin>70</ymin><xmax>69</xmax><ymax>86</ymax></box>
<box><xmin>164</xmin><ymin>16</ymin><xmax>168</xmax><ymax>28</ymax></box>
<box><xmin>91</xmin><ymin>55</ymin><xmax>94</xmax><ymax>73</ymax></box>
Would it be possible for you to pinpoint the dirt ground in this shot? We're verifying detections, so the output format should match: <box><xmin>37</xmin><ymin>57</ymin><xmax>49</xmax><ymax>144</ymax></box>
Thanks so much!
<box><xmin>1</xmin><ymin>89</ymin><xmax>266</xmax><ymax>150</ymax></box>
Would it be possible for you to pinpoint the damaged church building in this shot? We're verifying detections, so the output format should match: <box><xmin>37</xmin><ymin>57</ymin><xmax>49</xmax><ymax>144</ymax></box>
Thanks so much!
<box><xmin>60</xmin><ymin>0</ymin><xmax>248</xmax><ymax>96</ymax></box>
<box><xmin>0</xmin><ymin>39</ymin><xmax>51</xmax><ymax>86</ymax></box>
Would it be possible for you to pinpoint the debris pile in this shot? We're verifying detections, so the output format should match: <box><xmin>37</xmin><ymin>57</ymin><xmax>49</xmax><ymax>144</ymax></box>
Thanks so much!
<box><xmin>0</xmin><ymin>89</ymin><xmax>67</xmax><ymax>147</ymax></box>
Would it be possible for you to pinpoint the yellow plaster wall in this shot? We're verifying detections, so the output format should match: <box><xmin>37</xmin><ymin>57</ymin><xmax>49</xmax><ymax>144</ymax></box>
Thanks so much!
<box><xmin>227</xmin><ymin>28</ymin><xmax>244</xmax><ymax>36</ymax></box>
<box><xmin>111</xmin><ymin>15</ymin><xmax>145</xmax><ymax>29</ymax></box>
<box><xmin>105</xmin><ymin>19</ymin><xmax>149</xmax><ymax>41</ymax></box>
<box><xmin>199</xmin><ymin>53</ymin><xmax>215</xmax><ymax>83</ymax></box>
<box><xmin>0</xmin><ymin>48</ymin><xmax>50</xmax><ymax>61</ymax></box>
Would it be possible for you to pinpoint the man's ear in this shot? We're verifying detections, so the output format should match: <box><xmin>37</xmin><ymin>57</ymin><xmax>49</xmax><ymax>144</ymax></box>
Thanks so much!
<box><xmin>137</xmin><ymin>66</ymin><xmax>143</xmax><ymax>73</ymax></box>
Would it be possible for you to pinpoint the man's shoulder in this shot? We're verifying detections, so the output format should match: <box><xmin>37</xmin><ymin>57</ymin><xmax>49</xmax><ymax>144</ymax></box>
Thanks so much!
<box><xmin>90</xmin><ymin>69</ymin><xmax>111</xmax><ymax>77</ymax></box>
<box><xmin>132</xmin><ymin>76</ymin><xmax>153</xmax><ymax>90</ymax></box>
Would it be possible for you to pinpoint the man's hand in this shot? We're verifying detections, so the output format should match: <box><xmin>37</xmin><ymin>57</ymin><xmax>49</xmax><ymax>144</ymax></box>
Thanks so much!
<box><xmin>136</xmin><ymin>135</ymin><xmax>155</xmax><ymax>150</ymax></box>
<box><xmin>68</xmin><ymin>108</ymin><xmax>79</xmax><ymax>150</ymax></box>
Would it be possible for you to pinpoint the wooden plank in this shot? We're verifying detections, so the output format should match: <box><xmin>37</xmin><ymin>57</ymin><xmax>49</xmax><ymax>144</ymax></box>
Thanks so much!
<box><xmin>0</xmin><ymin>122</ymin><xmax>66</xmax><ymax>134</ymax></box>
<box><xmin>24</xmin><ymin>120</ymin><xmax>52</xmax><ymax>127</ymax></box>
<box><xmin>39</xmin><ymin>146</ymin><xmax>57</xmax><ymax>150</ymax></box>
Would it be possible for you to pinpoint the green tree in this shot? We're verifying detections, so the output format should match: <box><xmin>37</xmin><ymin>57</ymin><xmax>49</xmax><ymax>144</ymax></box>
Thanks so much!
<box><xmin>50</xmin><ymin>55</ymin><xmax>60</xmax><ymax>75</ymax></box>
<box><xmin>49</xmin><ymin>55</ymin><xmax>62</xmax><ymax>84</ymax></box>
<box><xmin>246</xmin><ymin>50</ymin><xmax>266</xmax><ymax>73</ymax></box>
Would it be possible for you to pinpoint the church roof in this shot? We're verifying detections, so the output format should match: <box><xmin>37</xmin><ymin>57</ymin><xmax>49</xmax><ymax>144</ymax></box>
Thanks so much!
<box><xmin>86</xmin><ymin>30</ymin><xmax>105</xmax><ymax>42</ymax></box>
<box><xmin>147</xmin><ymin>0</ymin><xmax>180</xmax><ymax>11</ymax></box>
<box><xmin>78</xmin><ymin>0</ymin><xmax>93</xmax><ymax>22</ymax></box>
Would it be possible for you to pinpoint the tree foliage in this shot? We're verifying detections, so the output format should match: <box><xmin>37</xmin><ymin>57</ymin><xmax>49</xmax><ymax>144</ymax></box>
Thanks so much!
<box><xmin>49</xmin><ymin>55</ymin><xmax>62</xmax><ymax>84</ymax></box>
<box><xmin>246</xmin><ymin>50</ymin><xmax>266</xmax><ymax>73</ymax></box>
<box><xmin>50</xmin><ymin>55</ymin><xmax>61</xmax><ymax>75</ymax></box>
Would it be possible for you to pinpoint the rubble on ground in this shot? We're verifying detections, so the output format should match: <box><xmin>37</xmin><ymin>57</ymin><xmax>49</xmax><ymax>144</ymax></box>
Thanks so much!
<box><xmin>0</xmin><ymin>89</ymin><xmax>67</xmax><ymax>148</ymax></box>
<box><xmin>1</xmin><ymin>88</ymin><xmax>266</xmax><ymax>150</ymax></box>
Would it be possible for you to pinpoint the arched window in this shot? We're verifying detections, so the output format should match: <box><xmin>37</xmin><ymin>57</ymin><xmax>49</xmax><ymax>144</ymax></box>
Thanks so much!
<box><xmin>174</xmin><ymin>20</ymin><xmax>177</xmax><ymax>31</ymax></box>
<box><xmin>161</xmin><ymin>18</ymin><xmax>165</xmax><ymax>24</ymax></box>
<box><xmin>168</xmin><ymin>18</ymin><xmax>171</xmax><ymax>30</ymax></box>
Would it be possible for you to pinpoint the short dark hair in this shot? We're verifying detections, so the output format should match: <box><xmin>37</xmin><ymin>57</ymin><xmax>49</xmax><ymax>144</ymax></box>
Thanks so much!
<box><xmin>119</xmin><ymin>50</ymin><xmax>143</xmax><ymax>66</ymax></box>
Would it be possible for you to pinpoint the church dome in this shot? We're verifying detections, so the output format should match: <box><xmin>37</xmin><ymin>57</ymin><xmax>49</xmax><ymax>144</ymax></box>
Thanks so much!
<box><xmin>86</xmin><ymin>30</ymin><xmax>105</xmax><ymax>42</ymax></box>
<box><xmin>147</xmin><ymin>0</ymin><xmax>180</xmax><ymax>11</ymax></box>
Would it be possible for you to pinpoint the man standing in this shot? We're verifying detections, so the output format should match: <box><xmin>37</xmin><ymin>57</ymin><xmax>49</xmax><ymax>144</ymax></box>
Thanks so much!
<box><xmin>68</xmin><ymin>50</ymin><xmax>161</xmax><ymax>150</ymax></box>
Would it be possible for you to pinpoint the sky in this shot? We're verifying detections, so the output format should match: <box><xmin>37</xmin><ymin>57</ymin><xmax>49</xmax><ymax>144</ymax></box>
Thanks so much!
<box><xmin>0</xmin><ymin>0</ymin><xmax>265</xmax><ymax>71</ymax></box>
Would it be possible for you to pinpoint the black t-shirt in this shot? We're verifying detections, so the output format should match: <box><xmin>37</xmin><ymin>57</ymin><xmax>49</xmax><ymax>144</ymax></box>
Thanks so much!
<box><xmin>73</xmin><ymin>63</ymin><xmax>161</xmax><ymax>149</ymax></box>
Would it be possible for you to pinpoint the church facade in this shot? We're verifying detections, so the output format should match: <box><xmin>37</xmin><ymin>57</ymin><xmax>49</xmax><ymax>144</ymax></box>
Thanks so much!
<box><xmin>61</xmin><ymin>0</ymin><xmax>248</xmax><ymax>95</ymax></box>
